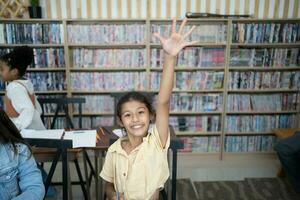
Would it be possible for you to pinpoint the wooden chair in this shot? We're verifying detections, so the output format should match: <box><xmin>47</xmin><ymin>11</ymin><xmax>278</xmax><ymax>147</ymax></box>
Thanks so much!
<box><xmin>35</xmin><ymin>97</ymin><xmax>95</xmax><ymax>199</ymax></box>
<box><xmin>272</xmin><ymin>128</ymin><xmax>300</xmax><ymax>177</ymax></box>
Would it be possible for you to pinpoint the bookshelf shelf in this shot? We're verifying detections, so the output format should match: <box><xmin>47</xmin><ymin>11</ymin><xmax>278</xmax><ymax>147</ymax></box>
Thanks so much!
<box><xmin>28</xmin><ymin>68</ymin><xmax>66</xmax><ymax>72</ymax></box>
<box><xmin>150</xmin><ymin>43</ymin><xmax>226</xmax><ymax>48</ymax></box>
<box><xmin>225</xmin><ymin>132</ymin><xmax>274</xmax><ymax>135</ymax></box>
<box><xmin>176</xmin><ymin>131</ymin><xmax>222</xmax><ymax>136</ymax></box>
<box><xmin>226</xmin><ymin>110</ymin><xmax>298</xmax><ymax>114</ymax></box>
<box><xmin>70</xmin><ymin>67</ymin><xmax>147</xmax><ymax>72</ymax></box>
<box><xmin>172</xmin><ymin>89</ymin><xmax>224</xmax><ymax>93</ymax></box>
<box><xmin>224</xmin><ymin>152</ymin><xmax>276</xmax><ymax>156</ymax></box>
<box><xmin>68</xmin><ymin>44</ymin><xmax>146</xmax><ymax>48</ymax></box>
<box><xmin>229</xmin><ymin>67</ymin><xmax>300</xmax><ymax>71</ymax></box>
<box><xmin>227</xmin><ymin>89</ymin><xmax>300</xmax><ymax>93</ymax></box>
<box><xmin>1</xmin><ymin>18</ymin><xmax>299</xmax><ymax>157</ymax></box>
<box><xmin>231</xmin><ymin>43</ymin><xmax>300</xmax><ymax>48</ymax></box>
<box><xmin>71</xmin><ymin>90</ymin><xmax>149</xmax><ymax>94</ymax></box>
<box><xmin>170</xmin><ymin>111</ymin><xmax>222</xmax><ymax>115</ymax></box>
<box><xmin>35</xmin><ymin>91</ymin><xmax>67</xmax><ymax>94</ymax></box>
<box><xmin>0</xmin><ymin>44</ymin><xmax>64</xmax><ymax>47</ymax></box>
<box><xmin>151</xmin><ymin>67</ymin><xmax>225</xmax><ymax>71</ymax></box>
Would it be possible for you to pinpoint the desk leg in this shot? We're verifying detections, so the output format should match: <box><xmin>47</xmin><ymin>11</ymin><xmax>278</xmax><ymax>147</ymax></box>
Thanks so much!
<box><xmin>171</xmin><ymin>149</ymin><xmax>178</xmax><ymax>200</ymax></box>
<box><xmin>94</xmin><ymin>150</ymin><xmax>100</xmax><ymax>200</ymax></box>
<box><xmin>99</xmin><ymin>151</ymin><xmax>104</xmax><ymax>199</ymax></box>
<box><xmin>62</xmin><ymin>148</ymin><xmax>69</xmax><ymax>200</ymax></box>
<box><xmin>83</xmin><ymin>150</ymin><xmax>91</xmax><ymax>200</ymax></box>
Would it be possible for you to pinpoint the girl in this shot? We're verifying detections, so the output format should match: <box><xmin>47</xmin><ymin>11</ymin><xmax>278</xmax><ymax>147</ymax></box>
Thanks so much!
<box><xmin>100</xmin><ymin>18</ymin><xmax>197</xmax><ymax>200</ymax></box>
<box><xmin>0</xmin><ymin>109</ymin><xmax>45</xmax><ymax>200</ymax></box>
<box><xmin>0</xmin><ymin>46</ymin><xmax>45</xmax><ymax>130</ymax></box>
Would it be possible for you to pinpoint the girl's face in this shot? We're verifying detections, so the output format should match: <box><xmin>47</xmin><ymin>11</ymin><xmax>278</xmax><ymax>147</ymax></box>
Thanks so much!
<box><xmin>0</xmin><ymin>61</ymin><xmax>17</xmax><ymax>81</ymax></box>
<box><xmin>119</xmin><ymin>100</ymin><xmax>152</xmax><ymax>138</ymax></box>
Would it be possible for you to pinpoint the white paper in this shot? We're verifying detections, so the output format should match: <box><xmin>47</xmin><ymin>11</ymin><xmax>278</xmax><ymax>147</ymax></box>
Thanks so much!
<box><xmin>64</xmin><ymin>130</ymin><xmax>97</xmax><ymax>148</ymax></box>
<box><xmin>20</xmin><ymin>129</ymin><xmax>65</xmax><ymax>139</ymax></box>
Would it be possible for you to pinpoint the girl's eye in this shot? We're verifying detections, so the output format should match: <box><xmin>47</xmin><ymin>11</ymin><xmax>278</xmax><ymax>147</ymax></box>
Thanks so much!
<box><xmin>124</xmin><ymin>114</ymin><xmax>130</xmax><ymax>118</ymax></box>
<box><xmin>139</xmin><ymin>111</ymin><xmax>145</xmax><ymax>114</ymax></box>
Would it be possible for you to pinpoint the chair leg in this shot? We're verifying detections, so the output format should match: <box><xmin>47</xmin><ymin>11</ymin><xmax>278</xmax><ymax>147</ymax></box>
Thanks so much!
<box><xmin>160</xmin><ymin>188</ymin><xmax>168</xmax><ymax>200</ymax></box>
<box><xmin>74</xmin><ymin>159</ymin><xmax>88</xmax><ymax>200</ymax></box>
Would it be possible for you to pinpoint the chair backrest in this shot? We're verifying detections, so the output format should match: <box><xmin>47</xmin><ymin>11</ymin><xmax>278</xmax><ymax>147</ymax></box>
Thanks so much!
<box><xmin>38</xmin><ymin>97</ymin><xmax>86</xmax><ymax>129</ymax></box>
<box><xmin>110</xmin><ymin>92</ymin><xmax>156</xmax><ymax>124</ymax></box>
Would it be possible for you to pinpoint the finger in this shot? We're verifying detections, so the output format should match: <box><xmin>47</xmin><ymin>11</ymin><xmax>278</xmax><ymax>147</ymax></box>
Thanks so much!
<box><xmin>153</xmin><ymin>33</ymin><xmax>165</xmax><ymax>43</ymax></box>
<box><xmin>183</xmin><ymin>25</ymin><xmax>196</xmax><ymax>39</ymax></box>
<box><xmin>172</xmin><ymin>18</ymin><xmax>176</xmax><ymax>34</ymax></box>
<box><xmin>178</xmin><ymin>17</ymin><xmax>187</xmax><ymax>34</ymax></box>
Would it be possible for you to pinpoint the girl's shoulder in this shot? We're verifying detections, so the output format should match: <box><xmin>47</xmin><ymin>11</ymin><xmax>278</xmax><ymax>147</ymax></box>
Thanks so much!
<box><xmin>7</xmin><ymin>80</ymin><xmax>34</xmax><ymax>92</ymax></box>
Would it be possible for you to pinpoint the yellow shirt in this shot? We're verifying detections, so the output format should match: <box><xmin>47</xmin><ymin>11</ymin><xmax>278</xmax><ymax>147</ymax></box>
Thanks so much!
<box><xmin>100</xmin><ymin>124</ymin><xmax>170</xmax><ymax>200</ymax></box>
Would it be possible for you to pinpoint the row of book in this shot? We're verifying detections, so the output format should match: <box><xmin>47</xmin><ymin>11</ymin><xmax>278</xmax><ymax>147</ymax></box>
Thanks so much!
<box><xmin>176</xmin><ymin>72</ymin><xmax>224</xmax><ymax>90</ymax></box>
<box><xmin>72</xmin><ymin>49</ymin><xmax>146</xmax><ymax>68</ymax></box>
<box><xmin>169</xmin><ymin>116</ymin><xmax>221</xmax><ymax>132</ymax></box>
<box><xmin>230</xmin><ymin>48</ymin><xmax>300</xmax><ymax>67</ymax></box>
<box><xmin>151</xmin><ymin>24</ymin><xmax>227</xmax><ymax>43</ymax></box>
<box><xmin>179</xmin><ymin>136</ymin><xmax>220</xmax><ymax>152</ymax></box>
<box><xmin>0</xmin><ymin>23</ymin><xmax>63</xmax><ymax>44</ymax></box>
<box><xmin>73</xmin><ymin>95</ymin><xmax>114</xmax><ymax>113</ymax></box>
<box><xmin>228</xmin><ymin>71</ymin><xmax>300</xmax><ymax>89</ymax></box>
<box><xmin>169</xmin><ymin>93</ymin><xmax>223</xmax><ymax>112</ymax></box>
<box><xmin>150</xmin><ymin>72</ymin><xmax>224</xmax><ymax>90</ymax></box>
<box><xmin>72</xmin><ymin>116</ymin><xmax>114</xmax><ymax>129</ymax></box>
<box><xmin>232</xmin><ymin>23</ymin><xmax>300</xmax><ymax>43</ymax></box>
<box><xmin>225</xmin><ymin>136</ymin><xmax>276</xmax><ymax>152</ymax></box>
<box><xmin>43</xmin><ymin>116</ymin><xmax>115</xmax><ymax>130</ymax></box>
<box><xmin>151</xmin><ymin>48</ymin><xmax>225</xmax><ymax>68</ymax></box>
<box><xmin>227</xmin><ymin>94</ymin><xmax>298</xmax><ymax>111</ymax></box>
<box><xmin>70</xmin><ymin>72</ymin><xmax>148</xmax><ymax>91</ymax></box>
<box><xmin>32</xmin><ymin>48</ymin><xmax>65</xmax><ymax>68</ymax></box>
<box><xmin>67</xmin><ymin>24</ymin><xmax>146</xmax><ymax>44</ymax></box>
<box><xmin>226</xmin><ymin>115</ymin><xmax>298</xmax><ymax>133</ymax></box>
<box><xmin>26</xmin><ymin>72</ymin><xmax>66</xmax><ymax>91</ymax></box>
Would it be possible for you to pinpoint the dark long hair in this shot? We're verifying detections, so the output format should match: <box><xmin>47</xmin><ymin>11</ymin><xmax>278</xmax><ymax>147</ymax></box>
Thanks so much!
<box><xmin>0</xmin><ymin>109</ymin><xmax>32</xmax><ymax>155</ymax></box>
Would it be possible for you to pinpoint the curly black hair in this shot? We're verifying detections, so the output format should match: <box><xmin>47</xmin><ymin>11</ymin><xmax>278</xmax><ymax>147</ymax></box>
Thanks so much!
<box><xmin>0</xmin><ymin>46</ymin><xmax>34</xmax><ymax>77</ymax></box>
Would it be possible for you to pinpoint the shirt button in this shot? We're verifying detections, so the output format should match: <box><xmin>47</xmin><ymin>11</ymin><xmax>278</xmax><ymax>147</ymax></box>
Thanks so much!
<box><xmin>123</xmin><ymin>173</ymin><xmax>126</xmax><ymax>177</ymax></box>
<box><xmin>6</xmin><ymin>175</ymin><xmax>10</xmax><ymax>179</ymax></box>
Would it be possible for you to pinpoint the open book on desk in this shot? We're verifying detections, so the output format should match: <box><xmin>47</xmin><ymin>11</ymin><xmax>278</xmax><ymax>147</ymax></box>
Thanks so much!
<box><xmin>21</xmin><ymin>129</ymin><xmax>97</xmax><ymax>148</ymax></box>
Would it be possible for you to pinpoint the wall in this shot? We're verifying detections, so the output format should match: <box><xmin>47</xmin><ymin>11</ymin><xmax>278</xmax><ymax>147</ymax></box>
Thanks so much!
<box><xmin>40</xmin><ymin>0</ymin><xmax>300</xmax><ymax>19</ymax></box>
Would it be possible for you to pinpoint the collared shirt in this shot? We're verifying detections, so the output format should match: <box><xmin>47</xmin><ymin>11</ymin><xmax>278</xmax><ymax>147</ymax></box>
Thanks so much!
<box><xmin>100</xmin><ymin>124</ymin><xmax>170</xmax><ymax>200</ymax></box>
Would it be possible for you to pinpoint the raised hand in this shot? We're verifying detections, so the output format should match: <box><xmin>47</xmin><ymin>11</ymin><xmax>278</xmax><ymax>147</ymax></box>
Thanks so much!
<box><xmin>153</xmin><ymin>18</ymin><xmax>198</xmax><ymax>56</ymax></box>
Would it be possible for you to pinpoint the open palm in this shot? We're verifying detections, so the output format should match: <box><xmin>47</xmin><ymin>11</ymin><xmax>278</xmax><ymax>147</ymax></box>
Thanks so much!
<box><xmin>154</xmin><ymin>18</ymin><xmax>198</xmax><ymax>56</ymax></box>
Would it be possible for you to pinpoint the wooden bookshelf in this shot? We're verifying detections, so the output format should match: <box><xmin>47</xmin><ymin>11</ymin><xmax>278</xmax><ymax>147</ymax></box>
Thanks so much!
<box><xmin>0</xmin><ymin>18</ymin><xmax>299</xmax><ymax>159</ymax></box>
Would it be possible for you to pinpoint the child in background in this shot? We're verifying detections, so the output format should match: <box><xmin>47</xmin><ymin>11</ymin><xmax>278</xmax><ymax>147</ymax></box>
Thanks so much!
<box><xmin>100</xmin><ymin>18</ymin><xmax>197</xmax><ymax>200</ymax></box>
<box><xmin>0</xmin><ymin>46</ymin><xmax>45</xmax><ymax>130</ymax></box>
<box><xmin>0</xmin><ymin>46</ymin><xmax>57</xmax><ymax>197</ymax></box>
<box><xmin>0</xmin><ymin>109</ymin><xmax>45</xmax><ymax>200</ymax></box>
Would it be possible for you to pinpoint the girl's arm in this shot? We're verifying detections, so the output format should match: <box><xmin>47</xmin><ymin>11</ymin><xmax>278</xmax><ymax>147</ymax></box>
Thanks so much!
<box><xmin>13</xmin><ymin>145</ymin><xmax>45</xmax><ymax>200</ymax></box>
<box><xmin>105</xmin><ymin>182</ymin><xmax>124</xmax><ymax>200</ymax></box>
<box><xmin>7</xmin><ymin>83</ymin><xmax>35</xmax><ymax>130</ymax></box>
<box><xmin>154</xmin><ymin>18</ymin><xmax>197</xmax><ymax>147</ymax></box>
